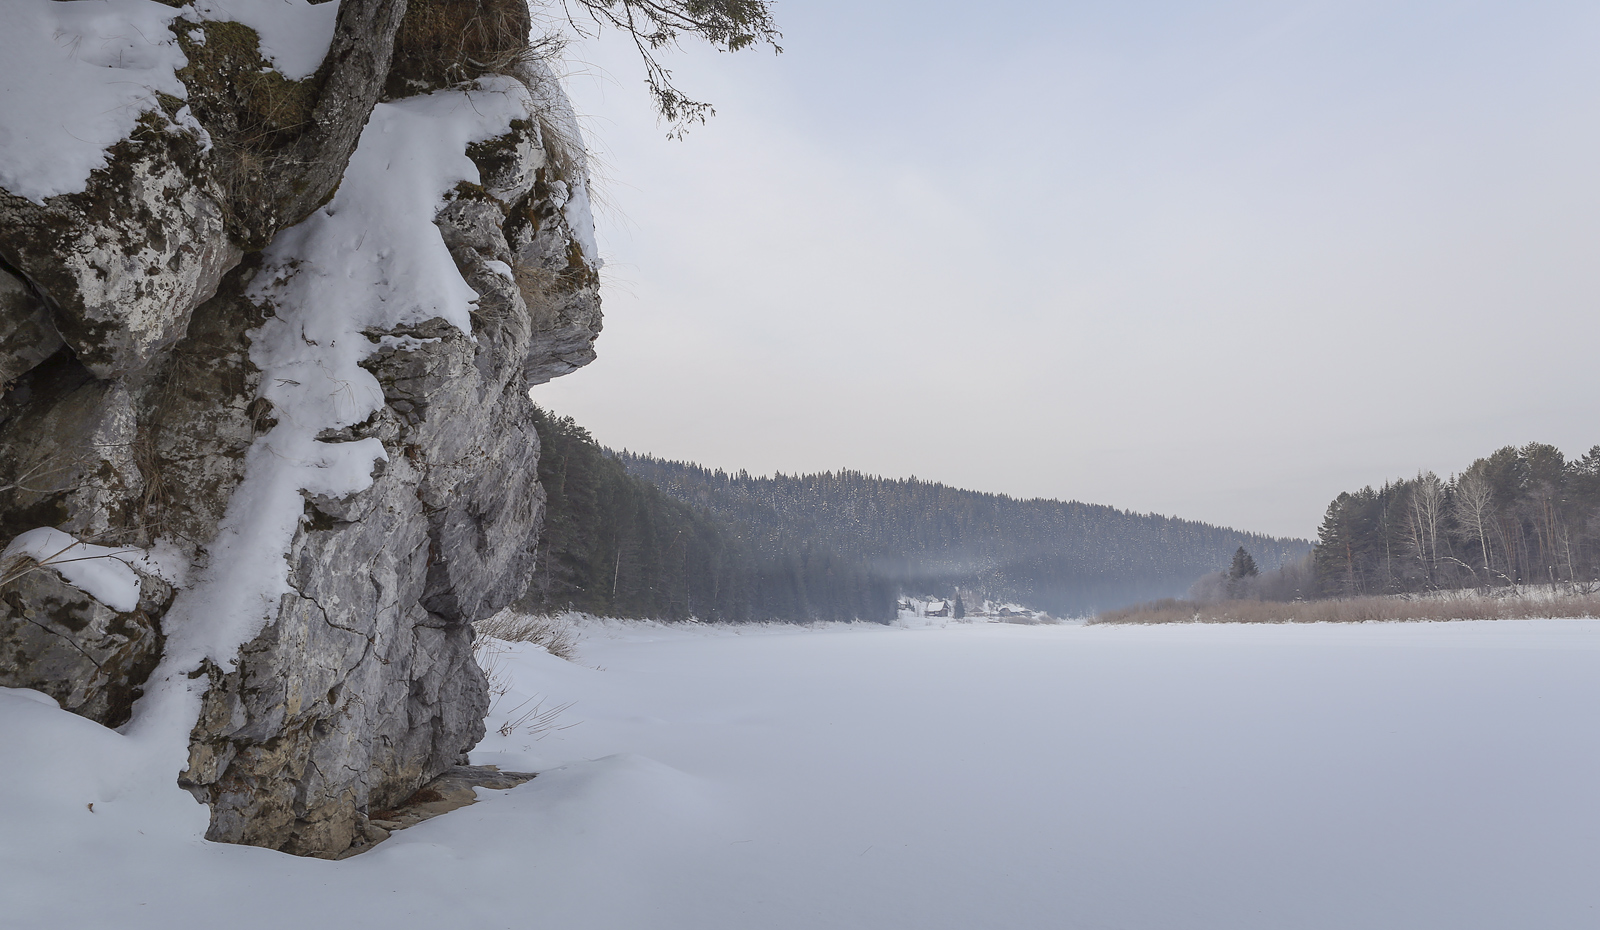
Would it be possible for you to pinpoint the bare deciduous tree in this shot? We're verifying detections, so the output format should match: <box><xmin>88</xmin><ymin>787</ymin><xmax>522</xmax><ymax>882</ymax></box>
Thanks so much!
<box><xmin>1403</xmin><ymin>470</ymin><xmax>1447</xmax><ymax>585</ymax></box>
<box><xmin>1453</xmin><ymin>470</ymin><xmax>1495</xmax><ymax>586</ymax></box>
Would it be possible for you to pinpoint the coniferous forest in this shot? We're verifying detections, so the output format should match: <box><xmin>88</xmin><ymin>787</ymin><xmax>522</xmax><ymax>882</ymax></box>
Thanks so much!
<box><xmin>522</xmin><ymin>409</ymin><xmax>898</xmax><ymax>622</ymax></box>
<box><xmin>1312</xmin><ymin>442</ymin><xmax>1600</xmax><ymax>596</ymax></box>
<box><xmin>522</xmin><ymin>407</ymin><xmax>1311</xmax><ymax>621</ymax></box>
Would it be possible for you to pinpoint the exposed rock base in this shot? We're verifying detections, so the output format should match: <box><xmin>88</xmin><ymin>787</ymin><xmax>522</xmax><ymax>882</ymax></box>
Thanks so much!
<box><xmin>0</xmin><ymin>2</ymin><xmax>599</xmax><ymax>857</ymax></box>
<box><xmin>345</xmin><ymin>764</ymin><xmax>537</xmax><ymax>858</ymax></box>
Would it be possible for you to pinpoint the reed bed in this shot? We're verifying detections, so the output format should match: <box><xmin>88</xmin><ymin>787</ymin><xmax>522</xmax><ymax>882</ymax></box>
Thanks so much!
<box><xmin>1092</xmin><ymin>593</ymin><xmax>1600</xmax><ymax>625</ymax></box>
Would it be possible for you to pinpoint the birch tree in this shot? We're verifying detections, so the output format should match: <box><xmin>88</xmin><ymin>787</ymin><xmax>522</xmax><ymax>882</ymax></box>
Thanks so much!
<box><xmin>1453</xmin><ymin>470</ymin><xmax>1495</xmax><ymax>586</ymax></box>
<box><xmin>1403</xmin><ymin>471</ymin><xmax>1447</xmax><ymax>585</ymax></box>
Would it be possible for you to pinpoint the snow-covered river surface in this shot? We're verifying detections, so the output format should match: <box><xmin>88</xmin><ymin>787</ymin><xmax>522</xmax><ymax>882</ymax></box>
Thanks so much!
<box><xmin>5</xmin><ymin>618</ymin><xmax>1599</xmax><ymax>928</ymax></box>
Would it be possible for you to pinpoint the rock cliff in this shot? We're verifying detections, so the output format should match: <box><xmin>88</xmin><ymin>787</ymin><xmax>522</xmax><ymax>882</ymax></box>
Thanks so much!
<box><xmin>0</xmin><ymin>0</ymin><xmax>600</xmax><ymax>857</ymax></box>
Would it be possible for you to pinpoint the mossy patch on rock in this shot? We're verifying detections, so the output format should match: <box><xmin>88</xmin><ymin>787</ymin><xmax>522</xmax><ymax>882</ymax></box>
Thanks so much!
<box><xmin>447</xmin><ymin>179</ymin><xmax>492</xmax><ymax>204</ymax></box>
<box><xmin>176</xmin><ymin>21</ymin><xmax>320</xmax><ymax>146</ymax></box>
<box><xmin>465</xmin><ymin>119</ymin><xmax>533</xmax><ymax>182</ymax></box>
<box><xmin>172</xmin><ymin>20</ymin><xmax>325</xmax><ymax>248</ymax></box>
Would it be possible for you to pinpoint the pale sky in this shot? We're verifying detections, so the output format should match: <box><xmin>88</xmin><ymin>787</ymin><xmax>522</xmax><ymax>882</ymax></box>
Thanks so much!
<box><xmin>531</xmin><ymin>0</ymin><xmax>1600</xmax><ymax>540</ymax></box>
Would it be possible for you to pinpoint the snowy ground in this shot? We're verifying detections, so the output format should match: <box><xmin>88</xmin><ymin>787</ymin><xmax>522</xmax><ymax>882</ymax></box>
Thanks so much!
<box><xmin>5</xmin><ymin>618</ymin><xmax>1600</xmax><ymax>929</ymax></box>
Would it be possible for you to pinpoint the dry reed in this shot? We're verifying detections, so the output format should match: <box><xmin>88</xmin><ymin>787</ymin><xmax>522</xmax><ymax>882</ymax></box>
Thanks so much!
<box><xmin>471</xmin><ymin>609</ymin><xmax>580</xmax><ymax>738</ymax></box>
<box><xmin>1092</xmin><ymin>593</ymin><xmax>1600</xmax><ymax>626</ymax></box>
<box><xmin>473</xmin><ymin>608</ymin><xmax>580</xmax><ymax>659</ymax></box>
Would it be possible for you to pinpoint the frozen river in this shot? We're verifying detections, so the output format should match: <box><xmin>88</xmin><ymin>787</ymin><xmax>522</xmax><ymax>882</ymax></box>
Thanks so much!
<box><xmin>6</xmin><ymin>618</ymin><xmax>1599</xmax><ymax>928</ymax></box>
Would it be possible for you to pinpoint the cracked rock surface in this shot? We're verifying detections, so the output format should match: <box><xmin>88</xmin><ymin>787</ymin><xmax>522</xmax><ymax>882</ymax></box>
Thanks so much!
<box><xmin>0</xmin><ymin>2</ymin><xmax>600</xmax><ymax>857</ymax></box>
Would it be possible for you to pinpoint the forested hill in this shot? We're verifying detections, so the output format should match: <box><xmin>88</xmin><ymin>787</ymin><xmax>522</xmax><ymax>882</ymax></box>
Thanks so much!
<box><xmin>524</xmin><ymin>411</ymin><xmax>899</xmax><ymax>623</ymax></box>
<box><xmin>615</xmin><ymin>453</ymin><xmax>1311</xmax><ymax>617</ymax></box>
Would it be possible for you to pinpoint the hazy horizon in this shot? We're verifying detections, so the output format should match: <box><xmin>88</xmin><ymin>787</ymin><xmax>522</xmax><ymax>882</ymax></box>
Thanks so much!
<box><xmin>532</xmin><ymin>0</ymin><xmax>1600</xmax><ymax>539</ymax></box>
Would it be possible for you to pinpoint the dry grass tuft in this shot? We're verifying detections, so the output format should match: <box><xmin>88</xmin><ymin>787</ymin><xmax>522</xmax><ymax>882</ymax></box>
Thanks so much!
<box><xmin>386</xmin><ymin>0</ymin><xmax>563</xmax><ymax>98</ymax></box>
<box><xmin>474</xmin><ymin>608</ymin><xmax>580</xmax><ymax>659</ymax></box>
<box><xmin>1094</xmin><ymin>593</ymin><xmax>1600</xmax><ymax>625</ymax></box>
<box><xmin>472</xmin><ymin>609</ymin><xmax>580</xmax><ymax>739</ymax></box>
<box><xmin>492</xmin><ymin>695</ymin><xmax>576</xmax><ymax>739</ymax></box>
<box><xmin>176</xmin><ymin>21</ymin><xmax>319</xmax><ymax>144</ymax></box>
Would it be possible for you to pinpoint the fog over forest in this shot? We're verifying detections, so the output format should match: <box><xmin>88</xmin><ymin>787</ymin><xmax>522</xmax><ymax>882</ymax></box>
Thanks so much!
<box><xmin>523</xmin><ymin>409</ymin><xmax>1310</xmax><ymax>620</ymax></box>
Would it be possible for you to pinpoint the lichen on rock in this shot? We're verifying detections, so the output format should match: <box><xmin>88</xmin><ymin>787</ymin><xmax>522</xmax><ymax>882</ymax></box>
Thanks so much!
<box><xmin>0</xmin><ymin>111</ymin><xmax>238</xmax><ymax>380</ymax></box>
<box><xmin>0</xmin><ymin>562</ymin><xmax>171</xmax><ymax>728</ymax></box>
<box><xmin>0</xmin><ymin>0</ymin><xmax>602</xmax><ymax>858</ymax></box>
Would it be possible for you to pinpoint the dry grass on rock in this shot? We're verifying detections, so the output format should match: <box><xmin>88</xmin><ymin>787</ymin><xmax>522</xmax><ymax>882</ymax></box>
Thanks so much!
<box><xmin>386</xmin><ymin>0</ymin><xmax>551</xmax><ymax>98</ymax></box>
<box><xmin>473</xmin><ymin>608</ymin><xmax>580</xmax><ymax>659</ymax></box>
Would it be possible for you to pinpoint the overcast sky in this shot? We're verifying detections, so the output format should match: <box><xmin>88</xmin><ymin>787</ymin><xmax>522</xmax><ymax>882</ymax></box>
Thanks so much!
<box><xmin>531</xmin><ymin>0</ymin><xmax>1600</xmax><ymax>540</ymax></box>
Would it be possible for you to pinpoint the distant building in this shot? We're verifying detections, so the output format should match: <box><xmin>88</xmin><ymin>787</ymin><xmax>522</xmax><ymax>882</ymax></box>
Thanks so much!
<box><xmin>926</xmin><ymin>599</ymin><xmax>949</xmax><ymax>617</ymax></box>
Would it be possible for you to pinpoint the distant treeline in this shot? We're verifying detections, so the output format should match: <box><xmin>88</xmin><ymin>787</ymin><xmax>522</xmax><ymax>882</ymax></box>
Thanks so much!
<box><xmin>522</xmin><ymin>408</ymin><xmax>1311</xmax><ymax>621</ymax></box>
<box><xmin>522</xmin><ymin>409</ymin><xmax>895</xmax><ymax>623</ymax></box>
<box><xmin>1312</xmin><ymin>442</ymin><xmax>1600</xmax><ymax>596</ymax></box>
<box><xmin>616</xmin><ymin>451</ymin><xmax>1310</xmax><ymax>617</ymax></box>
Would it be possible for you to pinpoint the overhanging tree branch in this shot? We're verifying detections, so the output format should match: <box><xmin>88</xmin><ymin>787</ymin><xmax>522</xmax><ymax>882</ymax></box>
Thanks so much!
<box><xmin>556</xmin><ymin>0</ymin><xmax>781</xmax><ymax>138</ymax></box>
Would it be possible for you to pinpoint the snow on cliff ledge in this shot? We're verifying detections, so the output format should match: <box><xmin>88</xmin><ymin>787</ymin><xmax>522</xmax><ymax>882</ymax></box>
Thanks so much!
<box><xmin>0</xmin><ymin>0</ymin><xmax>337</xmax><ymax>203</ymax></box>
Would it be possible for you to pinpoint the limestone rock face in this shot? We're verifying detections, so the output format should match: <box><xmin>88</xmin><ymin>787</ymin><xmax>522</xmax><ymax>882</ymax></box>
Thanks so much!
<box><xmin>0</xmin><ymin>120</ymin><xmax>238</xmax><ymax>380</ymax></box>
<box><xmin>0</xmin><ymin>2</ymin><xmax>601</xmax><ymax>857</ymax></box>
<box><xmin>178</xmin><ymin>62</ymin><xmax>600</xmax><ymax>854</ymax></box>
<box><xmin>0</xmin><ymin>0</ymin><xmax>409</xmax><ymax>381</ymax></box>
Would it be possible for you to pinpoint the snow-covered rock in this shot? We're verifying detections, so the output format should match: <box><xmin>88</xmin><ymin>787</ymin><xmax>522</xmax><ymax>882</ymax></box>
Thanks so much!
<box><xmin>0</xmin><ymin>531</ymin><xmax>171</xmax><ymax>726</ymax></box>
<box><xmin>0</xmin><ymin>0</ymin><xmax>602</xmax><ymax>857</ymax></box>
<box><xmin>0</xmin><ymin>106</ymin><xmax>238</xmax><ymax>379</ymax></box>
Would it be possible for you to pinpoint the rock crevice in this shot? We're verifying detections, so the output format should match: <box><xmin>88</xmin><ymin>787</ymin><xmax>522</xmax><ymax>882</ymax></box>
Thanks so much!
<box><xmin>0</xmin><ymin>1</ymin><xmax>600</xmax><ymax>857</ymax></box>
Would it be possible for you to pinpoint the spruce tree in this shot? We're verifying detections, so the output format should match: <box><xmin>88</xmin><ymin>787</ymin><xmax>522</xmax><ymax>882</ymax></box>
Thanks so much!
<box><xmin>1228</xmin><ymin>547</ymin><xmax>1259</xmax><ymax>581</ymax></box>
